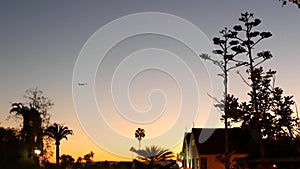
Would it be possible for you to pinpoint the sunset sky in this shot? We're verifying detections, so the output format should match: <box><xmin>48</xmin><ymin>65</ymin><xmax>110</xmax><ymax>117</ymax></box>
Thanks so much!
<box><xmin>1</xmin><ymin>0</ymin><xmax>300</xmax><ymax>162</ymax></box>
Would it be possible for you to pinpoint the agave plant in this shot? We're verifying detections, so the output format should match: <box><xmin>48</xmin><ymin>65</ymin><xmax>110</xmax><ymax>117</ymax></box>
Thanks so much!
<box><xmin>130</xmin><ymin>145</ymin><xmax>174</xmax><ymax>169</ymax></box>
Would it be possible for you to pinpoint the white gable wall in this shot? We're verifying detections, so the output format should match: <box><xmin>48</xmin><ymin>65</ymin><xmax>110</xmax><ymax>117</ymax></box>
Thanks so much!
<box><xmin>184</xmin><ymin>131</ymin><xmax>249</xmax><ymax>169</ymax></box>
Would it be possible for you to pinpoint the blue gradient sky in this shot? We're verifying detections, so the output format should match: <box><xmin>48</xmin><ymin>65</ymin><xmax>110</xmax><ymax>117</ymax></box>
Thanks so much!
<box><xmin>1</xmin><ymin>0</ymin><xmax>300</xmax><ymax>161</ymax></box>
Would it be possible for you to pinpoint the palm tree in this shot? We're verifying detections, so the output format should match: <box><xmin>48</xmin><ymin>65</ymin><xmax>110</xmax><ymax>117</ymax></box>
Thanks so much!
<box><xmin>135</xmin><ymin>128</ymin><xmax>145</xmax><ymax>149</ymax></box>
<box><xmin>10</xmin><ymin>103</ymin><xmax>43</xmax><ymax>158</ymax></box>
<box><xmin>10</xmin><ymin>103</ymin><xmax>30</xmax><ymax>141</ymax></box>
<box><xmin>44</xmin><ymin>123</ymin><xmax>73</xmax><ymax>166</ymax></box>
<box><xmin>130</xmin><ymin>145</ymin><xmax>174</xmax><ymax>169</ymax></box>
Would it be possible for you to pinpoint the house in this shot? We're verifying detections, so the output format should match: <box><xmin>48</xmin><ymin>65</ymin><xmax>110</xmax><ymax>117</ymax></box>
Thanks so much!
<box><xmin>182</xmin><ymin>128</ymin><xmax>254</xmax><ymax>169</ymax></box>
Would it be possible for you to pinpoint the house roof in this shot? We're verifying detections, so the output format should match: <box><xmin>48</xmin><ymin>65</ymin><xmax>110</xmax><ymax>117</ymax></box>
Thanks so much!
<box><xmin>191</xmin><ymin>128</ymin><xmax>253</xmax><ymax>154</ymax></box>
<box><xmin>185</xmin><ymin>132</ymin><xmax>191</xmax><ymax>144</ymax></box>
<box><xmin>182</xmin><ymin>132</ymin><xmax>191</xmax><ymax>152</ymax></box>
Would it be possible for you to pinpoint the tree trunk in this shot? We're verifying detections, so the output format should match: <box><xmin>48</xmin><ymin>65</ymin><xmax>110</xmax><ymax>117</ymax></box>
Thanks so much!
<box><xmin>225</xmin><ymin>125</ymin><xmax>230</xmax><ymax>169</ymax></box>
<box><xmin>260</xmin><ymin>141</ymin><xmax>266</xmax><ymax>169</ymax></box>
<box><xmin>224</xmin><ymin>59</ymin><xmax>230</xmax><ymax>169</ymax></box>
<box><xmin>224</xmin><ymin>97</ymin><xmax>230</xmax><ymax>169</ymax></box>
<box><xmin>138</xmin><ymin>139</ymin><xmax>141</xmax><ymax>150</ymax></box>
<box><xmin>151</xmin><ymin>160</ymin><xmax>155</xmax><ymax>169</ymax></box>
<box><xmin>56</xmin><ymin>142</ymin><xmax>60</xmax><ymax>166</ymax></box>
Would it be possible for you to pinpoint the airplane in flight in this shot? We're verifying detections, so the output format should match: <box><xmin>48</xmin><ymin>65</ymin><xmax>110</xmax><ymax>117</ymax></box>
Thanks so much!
<box><xmin>78</xmin><ymin>83</ymin><xmax>88</xmax><ymax>86</ymax></box>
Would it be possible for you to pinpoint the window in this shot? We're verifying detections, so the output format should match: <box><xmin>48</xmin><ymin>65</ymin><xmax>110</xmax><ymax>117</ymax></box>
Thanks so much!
<box><xmin>200</xmin><ymin>157</ymin><xmax>207</xmax><ymax>169</ymax></box>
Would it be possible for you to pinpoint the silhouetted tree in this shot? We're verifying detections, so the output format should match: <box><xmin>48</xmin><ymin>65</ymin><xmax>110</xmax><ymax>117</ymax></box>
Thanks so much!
<box><xmin>10</xmin><ymin>103</ymin><xmax>43</xmax><ymax>158</ymax></box>
<box><xmin>229</xmin><ymin>67</ymin><xmax>299</xmax><ymax>167</ymax></box>
<box><xmin>225</xmin><ymin>12</ymin><xmax>298</xmax><ymax>167</ymax></box>
<box><xmin>9</xmin><ymin>103</ymin><xmax>29</xmax><ymax>140</ymax></box>
<box><xmin>130</xmin><ymin>145</ymin><xmax>174</xmax><ymax>169</ymax></box>
<box><xmin>240</xmin><ymin>68</ymin><xmax>298</xmax><ymax>139</ymax></box>
<box><xmin>83</xmin><ymin>151</ymin><xmax>95</xmax><ymax>165</ymax></box>
<box><xmin>23</xmin><ymin>87</ymin><xmax>54</xmax><ymax>128</ymax></box>
<box><xmin>76</xmin><ymin>157</ymin><xmax>83</xmax><ymax>163</ymax></box>
<box><xmin>44</xmin><ymin>123</ymin><xmax>73</xmax><ymax>166</ymax></box>
<box><xmin>272</xmin><ymin>86</ymin><xmax>298</xmax><ymax>138</ymax></box>
<box><xmin>222</xmin><ymin>12</ymin><xmax>272</xmax><ymax>167</ymax></box>
<box><xmin>279</xmin><ymin>0</ymin><xmax>300</xmax><ymax>8</ymax></box>
<box><xmin>135</xmin><ymin>128</ymin><xmax>145</xmax><ymax>150</ymax></box>
<box><xmin>60</xmin><ymin>154</ymin><xmax>74</xmax><ymax>169</ymax></box>
<box><xmin>0</xmin><ymin>127</ymin><xmax>37</xmax><ymax>169</ymax></box>
<box><xmin>200</xmin><ymin>26</ymin><xmax>246</xmax><ymax>169</ymax></box>
<box><xmin>9</xmin><ymin>88</ymin><xmax>54</xmax><ymax>159</ymax></box>
<box><xmin>0</xmin><ymin>127</ymin><xmax>21</xmax><ymax>169</ymax></box>
<box><xmin>73</xmin><ymin>157</ymin><xmax>83</xmax><ymax>169</ymax></box>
